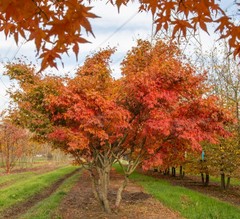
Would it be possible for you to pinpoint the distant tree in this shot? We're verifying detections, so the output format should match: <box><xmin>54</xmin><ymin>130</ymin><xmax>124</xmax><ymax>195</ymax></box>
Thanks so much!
<box><xmin>184</xmin><ymin>149</ymin><xmax>210</xmax><ymax>186</ymax></box>
<box><xmin>207</xmin><ymin>139</ymin><xmax>240</xmax><ymax>189</ymax></box>
<box><xmin>184</xmin><ymin>41</ymin><xmax>240</xmax><ymax>189</ymax></box>
<box><xmin>208</xmin><ymin>41</ymin><xmax>240</xmax><ymax>141</ymax></box>
<box><xmin>186</xmin><ymin>139</ymin><xmax>239</xmax><ymax>189</ymax></box>
<box><xmin>0</xmin><ymin>119</ymin><xmax>28</xmax><ymax>173</ymax></box>
<box><xmin>205</xmin><ymin>41</ymin><xmax>240</xmax><ymax>189</ymax></box>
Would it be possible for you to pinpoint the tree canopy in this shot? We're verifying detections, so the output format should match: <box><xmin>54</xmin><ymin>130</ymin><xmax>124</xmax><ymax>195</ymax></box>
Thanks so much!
<box><xmin>0</xmin><ymin>0</ymin><xmax>239</xmax><ymax>70</ymax></box>
<box><xmin>4</xmin><ymin>39</ymin><xmax>233</xmax><ymax>212</ymax></box>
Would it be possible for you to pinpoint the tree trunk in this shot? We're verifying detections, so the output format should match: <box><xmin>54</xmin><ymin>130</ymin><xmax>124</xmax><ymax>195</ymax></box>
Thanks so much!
<box><xmin>164</xmin><ymin>168</ymin><xmax>170</xmax><ymax>175</ymax></box>
<box><xmin>180</xmin><ymin>166</ymin><xmax>183</xmax><ymax>176</ymax></box>
<box><xmin>179</xmin><ymin>166</ymin><xmax>185</xmax><ymax>178</ymax></box>
<box><xmin>6</xmin><ymin>162</ymin><xmax>10</xmax><ymax>174</ymax></box>
<box><xmin>6</xmin><ymin>147</ymin><xmax>10</xmax><ymax>174</ymax></box>
<box><xmin>172</xmin><ymin>167</ymin><xmax>176</xmax><ymax>177</ymax></box>
<box><xmin>115</xmin><ymin>175</ymin><xmax>129</xmax><ymax>209</ymax></box>
<box><xmin>97</xmin><ymin>167</ymin><xmax>111</xmax><ymax>213</ymax></box>
<box><xmin>89</xmin><ymin>171</ymin><xmax>103</xmax><ymax>207</ymax></box>
<box><xmin>201</xmin><ymin>173</ymin><xmax>204</xmax><ymax>185</ymax></box>
<box><xmin>1</xmin><ymin>153</ymin><xmax>4</xmax><ymax>168</ymax></box>
<box><xmin>201</xmin><ymin>173</ymin><xmax>209</xmax><ymax>186</ymax></box>
<box><xmin>221</xmin><ymin>173</ymin><xmax>225</xmax><ymax>189</ymax></box>
<box><xmin>205</xmin><ymin>174</ymin><xmax>209</xmax><ymax>186</ymax></box>
<box><xmin>89</xmin><ymin>145</ymin><xmax>120</xmax><ymax>214</ymax></box>
<box><xmin>226</xmin><ymin>177</ymin><xmax>231</xmax><ymax>189</ymax></box>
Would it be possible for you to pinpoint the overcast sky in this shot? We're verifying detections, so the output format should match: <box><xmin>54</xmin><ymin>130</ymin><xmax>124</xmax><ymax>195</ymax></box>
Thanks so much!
<box><xmin>0</xmin><ymin>1</ymin><xmax>238</xmax><ymax>112</ymax></box>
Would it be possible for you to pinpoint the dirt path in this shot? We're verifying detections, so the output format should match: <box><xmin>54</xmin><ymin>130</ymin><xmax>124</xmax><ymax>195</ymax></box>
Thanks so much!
<box><xmin>0</xmin><ymin>168</ymin><xmax>81</xmax><ymax>219</ymax></box>
<box><xmin>55</xmin><ymin>170</ymin><xmax>183</xmax><ymax>219</ymax></box>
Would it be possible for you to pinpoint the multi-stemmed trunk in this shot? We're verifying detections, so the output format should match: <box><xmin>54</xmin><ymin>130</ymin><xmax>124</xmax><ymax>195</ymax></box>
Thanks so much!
<box><xmin>88</xmin><ymin>155</ymin><xmax>140</xmax><ymax>213</ymax></box>
<box><xmin>201</xmin><ymin>172</ymin><xmax>209</xmax><ymax>186</ymax></box>
<box><xmin>115</xmin><ymin>175</ymin><xmax>129</xmax><ymax>208</ymax></box>
<box><xmin>220</xmin><ymin>173</ymin><xmax>231</xmax><ymax>190</ymax></box>
<box><xmin>89</xmin><ymin>155</ymin><xmax>112</xmax><ymax>213</ymax></box>
<box><xmin>87</xmin><ymin>136</ymin><xmax>143</xmax><ymax>213</ymax></box>
<box><xmin>179</xmin><ymin>165</ymin><xmax>185</xmax><ymax>178</ymax></box>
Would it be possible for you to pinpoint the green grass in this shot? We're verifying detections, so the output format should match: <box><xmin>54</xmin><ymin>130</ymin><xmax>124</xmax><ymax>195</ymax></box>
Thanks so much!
<box><xmin>0</xmin><ymin>171</ymin><xmax>37</xmax><ymax>186</ymax></box>
<box><xmin>0</xmin><ymin>159</ymin><xmax>66</xmax><ymax>175</ymax></box>
<box><xmin>159</xmin><ymin>166</ymin><xmax>240</xmax><ymax>186</ymax></box>
<box><xmin>0</xmin><ymin>164</ymin><xmax>68</xmax><ymax>188</ymax></box>
<box><xmin>19</xmin><ymin>169</ymin><xmax>82</xmax><ymax>219</ymax></box>
<box><xmin>209</xmin><ymin>175</ymin><xmax>240</xmax><ymax>186</ymax></box>
<box><xmin>0</xmin><ymin>165</ymin><xmax>79</xmax><ymax>212</ymax></box>
<box><xmin>115</xmin><ymin>166</ymin><xmax>240</xmax><ymax>219</ymax></box>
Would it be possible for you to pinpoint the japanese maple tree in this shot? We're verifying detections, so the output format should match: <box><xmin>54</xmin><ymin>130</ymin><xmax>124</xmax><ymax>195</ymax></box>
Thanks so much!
<box><xmin>5</xmin><ymin>40</ymin><xmax>232</xmax><ymax>213</ymax></box>
<box><xmin>5</xmin><ymin>50</ymin><xmax>130</xmax><ymax>213</ymax></box>
<box><xmin>118</xmin><ymin>39</ymin><xmax>232</xmax><ymax>176</ymax></box>
<box><xmin>0</xmin><ymin>1</ymin><xmax>239</xmax><ymax>70</ymax></box>
<box><xmin>46</xmin><ymin>49</ymin><xmax>130</xmax><ymax>213</ymax></box>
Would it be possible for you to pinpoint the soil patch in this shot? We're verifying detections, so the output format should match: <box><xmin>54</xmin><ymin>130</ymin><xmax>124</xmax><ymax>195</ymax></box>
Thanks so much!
<box><xmin>55</xmin><ymin>170</ymin><xmax>183</xmax><ymax>219</ymax></box>
<box><xmin>142</xmin><ymin>170</ymin><xmax>240</xmax><ymax>207</ymax></box>
<box><xmin>0</xmin><ymin>168</ymin><xmax>80</xmax><ymax>219</ymax></box>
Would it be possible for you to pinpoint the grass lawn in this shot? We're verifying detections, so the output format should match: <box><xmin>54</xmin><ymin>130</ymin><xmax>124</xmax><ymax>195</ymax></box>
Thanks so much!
<box><xmin>0</xmin><ymin>165</ymin><xmax>79</xmax><ymax>212</ymax></box>
<box><xmin>115</xmin><ymin>166</ymin><xmax>240</xmax><ymax>219</ymax></box>
<box><xmin>209</xmin><ymin>175</ymin><xmax>240</xmax><ymax>186</ymax></box>
<box><xmin>19</xmin><ymin>169</ymin><xmax>82</xmax><ymax>219</ymax></box>
<box><xmin>0</xmin><ymin>164</ymin><xmax>68</xmax><ymax>187</ymax></box>
<box><xmin>0</xmin><ymin>171</ymin><xmax>37</xmax><ymax>186</ymax></box>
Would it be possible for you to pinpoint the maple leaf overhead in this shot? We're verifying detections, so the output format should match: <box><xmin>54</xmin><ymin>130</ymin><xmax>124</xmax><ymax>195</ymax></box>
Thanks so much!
<box><xmin>0</xmin><ymin>0</ymin><xmax>239</xmax><ymax>70</ymax></box>
<box><xmin>0</xmin><ymin>0</ymin><xmax>98</xmax><ymax>70</ymax></box>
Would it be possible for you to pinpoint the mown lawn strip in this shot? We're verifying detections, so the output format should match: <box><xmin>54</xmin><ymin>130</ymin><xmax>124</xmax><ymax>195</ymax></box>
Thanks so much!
<box><xmin>0</xmin><ymin>164</ymin><xmax>68</xmax><ymax>188</ymax></box>
<box><xmin>19</xmin><ymin>169</ymin><xmax>82</xmax><ymax>219</ymax></box>
<box><xmin>0</xmin><ymin>172</ymin><xmax>37</xmax><ymax>188</ymax></box>
<box><xmin>0</xmin><ymin>166</ymin><xmax>79</xmax><ymax>213</ymax></box>
<box><xmin>115</xmin><ymin>166</ymin><xmax>240</xmax><ymax>219</ymax></box>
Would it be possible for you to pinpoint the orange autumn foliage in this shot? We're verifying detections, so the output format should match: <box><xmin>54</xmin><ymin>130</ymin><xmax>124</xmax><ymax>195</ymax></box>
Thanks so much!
<box><xmin>0</xmin><ymin>1</ymin><xmax>239</xmax><ymax>70</ymax></box>
<box><xmin>119</xmin><ymin>40</ymin><xmax>233</xmax><ymax>169</ymax></box>
<box><xmin>5</xmin><ymin>40</ymin><xmax>233</xmax><ymax>169</ymax></box>
<box><xmin>0</xmin><ymin>120</ymin><xmax>28</xmax><ymax>173</ymax></box>
<box><xmin>46</xmin><ymin>49</ymin><xmax>130</xmax><ymax>160</ymax></box>
<box><xmin>4</xmin><ymin>41</ymin><xmax>234</xmax><ymax>211</ymax></box>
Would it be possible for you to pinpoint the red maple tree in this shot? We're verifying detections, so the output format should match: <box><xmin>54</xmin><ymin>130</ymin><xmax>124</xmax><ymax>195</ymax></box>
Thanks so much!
<box><xmin>119</xmin><ymin>39</ymin><xmax>232</xmax><ymax>173</ymax></box>
<box><xmin>4</xmin><ymin>40</ymin><xmax>232</xmax><ymax>212</ymax></box>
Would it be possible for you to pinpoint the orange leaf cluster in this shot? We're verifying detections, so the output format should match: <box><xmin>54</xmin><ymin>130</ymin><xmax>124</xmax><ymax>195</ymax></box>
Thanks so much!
<box><xmin>120</xmin><ymin>40</ymin><xmax>233</xmax><ymax>169</ymax></box>
<box><xmin>0</xmin><ymin>1</ymin><xmax>239</xmax><ymax>70</ymax></box>
<box><xmin>46</xmin><ymin>49</ymin><xmax>130</xmax><ymax>158</ymax></box>
<box><xmin>0</xmin><ymin>0</ymin><xmax>98</xmax><ymax>70</ymax></box>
